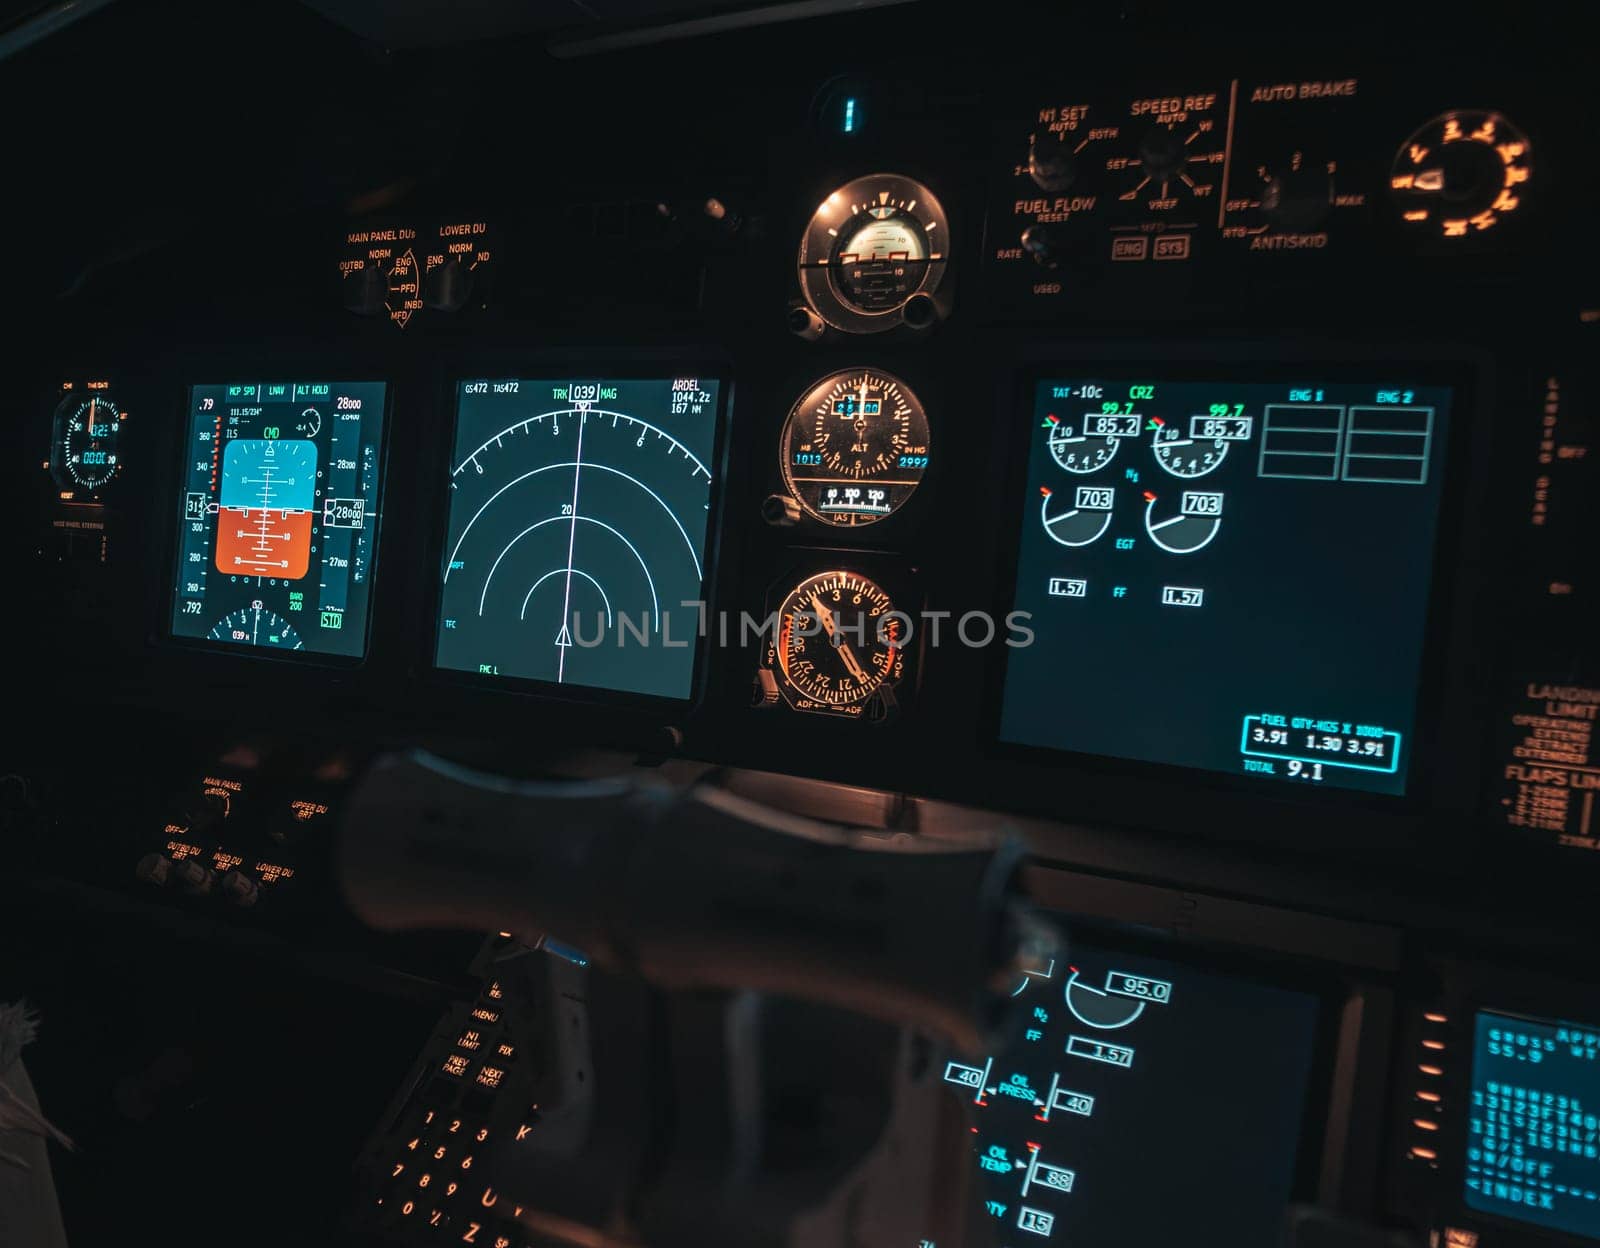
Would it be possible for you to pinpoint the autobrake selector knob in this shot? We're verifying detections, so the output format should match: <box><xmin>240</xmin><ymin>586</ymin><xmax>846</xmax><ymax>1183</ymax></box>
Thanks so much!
<box><xmin>1260</xmin><ymin>163</ymin><xmax>1333</xmax><ymax>230</ymax></box>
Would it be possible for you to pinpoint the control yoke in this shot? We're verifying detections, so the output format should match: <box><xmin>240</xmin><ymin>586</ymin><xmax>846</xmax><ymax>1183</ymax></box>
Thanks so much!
<box><xmin>338</xmin><ymin>750</ymin><xmax>1054</xmax><ymax>1248</ymax></box>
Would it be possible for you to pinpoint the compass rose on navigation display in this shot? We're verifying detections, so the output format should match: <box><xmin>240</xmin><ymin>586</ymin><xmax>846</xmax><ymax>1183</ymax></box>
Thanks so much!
<box><xmin>435</xmin><ymin>377</ymin><xmax>723</xmax><ymax>700</ymax></box>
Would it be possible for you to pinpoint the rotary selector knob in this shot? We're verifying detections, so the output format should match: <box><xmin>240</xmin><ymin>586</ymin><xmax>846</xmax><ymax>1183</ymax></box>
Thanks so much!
<box><xmin>135</xmin><ymin>853</ymin><xmax>172</xmax><ymax>887</ymax></box>
<box><xmin>1021</xmin><ymin>223</ymin><xmax>1068</xmax><ymax>268</ymax></box>
<box><xmin>342</xmin><ymin>264</ymin><xmax>388</xmax><ymax>317</ymax></box>
<box><xmin>423</xmin><ymin>256</ymin><xmax>472</xmax><ymax>312</ymax></box>
<box><xmin>1028</xmin><ymin>140</ymin><xmax>1077</xmax><ymax>192</ymax></box>
<box><xmin>1138</xmin><ymin>128</ymin><xmax>1189</xmax><ymax>182</ymax></box>
<box><xmin>1261</xmin><ymin>163</ymin><xmax>1333</xmax><ymax>230</ymax></box>
<box><xmin>219</xmin><ymin>870</ymin><xmax>260</xmax><ymax>908</ymax></box>
<box><xmin>173</xmin><ymin>859</ymin><xmax>214</xmax><ymax>895</ymax></box>
<box><xmin>176</xmin><ymin>790</ymin><xmax>229</xmax><ymax>837</ymax></box>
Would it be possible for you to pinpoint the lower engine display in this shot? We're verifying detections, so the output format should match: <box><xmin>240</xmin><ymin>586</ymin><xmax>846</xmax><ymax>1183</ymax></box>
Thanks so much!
<box><xmin>434</xmin><ymin>376</ymin><xmax>722</xmax><ymax>700</ymax></box>
<box><xmin>999</xmin><ymin>372</ymin><xmax>1453</xmax><ymax>796</ymax></box>
<box><xmin>170</xmin><ymin>381</ymin><xmax>389</xmax><ymax>658</ymax></box>
<box><xmin>956</xmin><ymin>940</ymin><xmax>1320</xmax><ymax>1248</ymax></box>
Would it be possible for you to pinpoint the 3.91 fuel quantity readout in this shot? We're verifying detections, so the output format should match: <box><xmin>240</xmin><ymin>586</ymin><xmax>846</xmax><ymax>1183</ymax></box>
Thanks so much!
<box><xmin>170</xmin><ymin>381</ymin><xmax>388</xmax><ymax>658</ymax></box>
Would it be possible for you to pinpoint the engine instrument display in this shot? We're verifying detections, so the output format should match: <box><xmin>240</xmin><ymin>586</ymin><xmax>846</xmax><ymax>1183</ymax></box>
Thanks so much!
<box><xmin>999</xmin><ymin>373</ymin><xmax>1454</xmax><ymax>796</ymax></box>
<box><xmin>759</xmin><ymin>570</ymin><xmax>907</xmax><ymax>719</ymax></box>
<box><xmin>50</xmin><ymin>383</ymin><xmax>124</xmax><ymax>495</ymax></box>
<box><xmin>435</xmin><ymin>377</ymin><xmax>722</xmax><ymax>700</ymax></box>
<box><xmin>958</xmin><ymin>939</ymin><xmax>1319</xmax><ymax>1248</ymax></box>
<box><xmin>779</xmin><ymin>369</ymin><xmax>930</xmax><ymax>525</ymax></box>
<box><xmin>170</xmin><ymin>381</ymin><xmax>389</xmax><ymax>658</ymax></box>
<box><xmin>1467</xmin><ymin>1009</ymin><xmax>1600</xmax><ymax>1241</ymax></box>
<box><xmin>797</xmin><ymin>172</ymin><xmax>949</xmax><ymax>333</ymax></box>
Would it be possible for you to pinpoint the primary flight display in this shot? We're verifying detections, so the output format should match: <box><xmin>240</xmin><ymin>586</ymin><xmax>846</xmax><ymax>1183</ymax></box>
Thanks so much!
<box><xmin>170</xmin><ymin>381</ymin><xmax>388</xmax><ymax>658</ymax></box>
<box><xmin>435</xmin><ymin>377</ymin><xmax>722</xmax><ymax>700</ymax></box>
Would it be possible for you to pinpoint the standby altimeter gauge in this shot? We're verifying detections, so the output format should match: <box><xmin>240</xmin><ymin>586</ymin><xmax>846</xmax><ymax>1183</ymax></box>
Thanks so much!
<box><xmin>780</xmin><ymin>368</ymin><xmax>930</xmax><ymax>526</ymax></box>
<box><xmin>796</xmin><ymin>172</ymin><xmax>950</xmax><ymax>334</ymax></box>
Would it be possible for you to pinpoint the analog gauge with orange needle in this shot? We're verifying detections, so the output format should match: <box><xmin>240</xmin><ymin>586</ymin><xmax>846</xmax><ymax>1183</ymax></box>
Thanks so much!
<box><xmin>764</xmin><ymin>570</ymin><xmax>906</xmax><ymax>719</ymax></box>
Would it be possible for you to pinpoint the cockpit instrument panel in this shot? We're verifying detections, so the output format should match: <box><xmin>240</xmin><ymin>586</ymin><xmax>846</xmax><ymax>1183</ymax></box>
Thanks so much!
<box><xmin>999</xmin><ymin>372</ymin><xmax>1454</xmax><ymax>797</ymax></box>
<box><xmin>169</xmin><ymin>381</ymin><xmax>389</xmax><ymax>659</ymax></box>
<box><xmin>434</xmin><ymin>376</ymin><xmax>723</xmax><ymax>701</ymax></box>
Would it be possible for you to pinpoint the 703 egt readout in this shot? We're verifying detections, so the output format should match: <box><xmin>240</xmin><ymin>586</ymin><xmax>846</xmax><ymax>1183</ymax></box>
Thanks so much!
<box><xmin>170</xmin><ymin>381</ymin><xmax>388</xmax><ymax>659</ymax></box>
<box><xmin>1000</xmin><ymin>374</ymin><xmax>1453</xmax><ymax>797</ymax></box>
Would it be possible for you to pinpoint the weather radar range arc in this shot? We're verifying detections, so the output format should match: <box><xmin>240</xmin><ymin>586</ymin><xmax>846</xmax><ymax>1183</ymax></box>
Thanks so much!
<box><xmin>436</xmin><ymin>379</ymin><xmax>721</xmax><ymax>699</ymax></box>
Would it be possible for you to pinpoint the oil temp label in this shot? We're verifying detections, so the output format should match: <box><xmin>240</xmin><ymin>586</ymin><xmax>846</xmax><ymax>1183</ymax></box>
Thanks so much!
<box><xmin>1493</xmin><ymin>681</ymin><xmax>1600</xmax><ymax>848</ymax></box>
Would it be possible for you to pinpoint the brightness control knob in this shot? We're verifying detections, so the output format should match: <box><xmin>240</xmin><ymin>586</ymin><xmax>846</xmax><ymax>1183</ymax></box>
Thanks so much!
<box><xmin>135</xmin><ymin>853</ymin><xmax>172</xmax><ymax>887</ymax></box>
<box><xmin>219</xmin><ymin>870</ymin><xmax>260</xmax><ymax>908</ymax></box>
<box><xmin>173</xmin><ymin>859</ymin><xmax>214</xmax><ymax>895</ymax></box>
<box><xmin>177</xmin><ymin>790</ymin><xmax>229</xmax><ymax>837</ymax></box>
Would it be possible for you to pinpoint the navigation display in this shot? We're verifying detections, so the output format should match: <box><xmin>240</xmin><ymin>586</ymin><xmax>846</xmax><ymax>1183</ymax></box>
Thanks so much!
<box><xmin>955</xmin><ymin>940</ymin><xmax>1320</xmax><ymax>1247</ymax></box>
<box><xmin>171</xmin><ymin>381</ymin><xmax>388</xmax><ymax>658</ymax></box>
<box><xmin>1467</xmin><ymin>1009</ymin><xmax>1600</xmax><ymax>1241</ymax></box>
<box><xmin>999</xmin><ymin>373</ymin><xmax>1454</xmax><ymax>796</ymax></box>
<box><xmin>435</xmin><ymin>376</ymin><xmax>722</xmax><ymax>699</ymax></box>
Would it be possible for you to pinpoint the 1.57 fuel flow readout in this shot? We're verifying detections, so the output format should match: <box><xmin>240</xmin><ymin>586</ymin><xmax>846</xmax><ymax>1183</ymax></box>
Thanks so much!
<box><xmin>999</xmin><ymin>374</ymin><xmax>1453</xmax><ymax>797</ymax></box>
<box><xmin>169</xmin><ymin>381</ymin><xmax>388</xmax><ymax>658</ymax></box>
